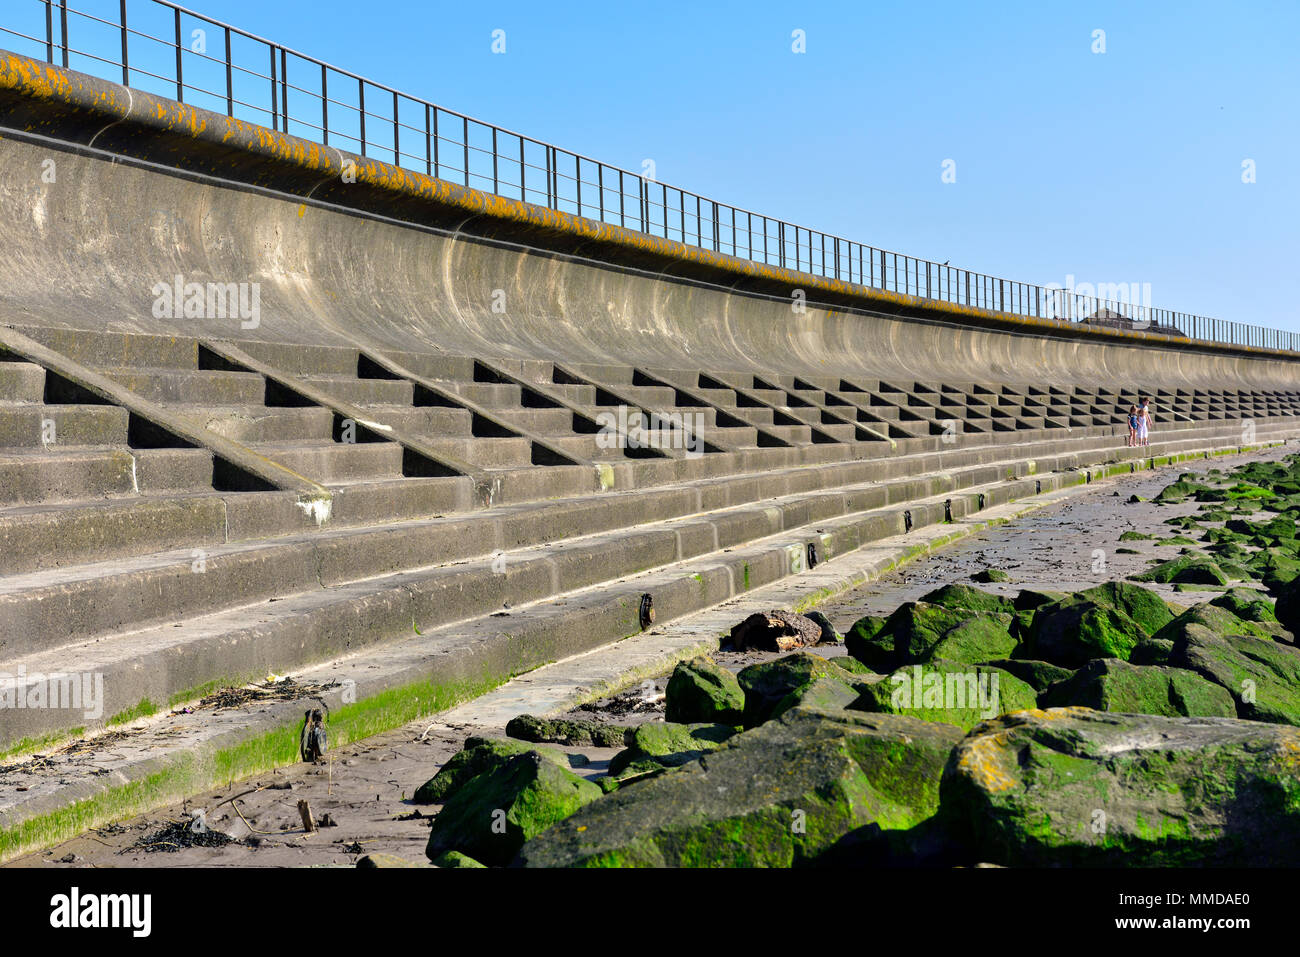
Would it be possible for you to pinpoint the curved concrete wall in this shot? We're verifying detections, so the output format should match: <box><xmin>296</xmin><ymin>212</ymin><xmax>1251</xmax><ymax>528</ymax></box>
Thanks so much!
<box><xmin>1</xmin><ymin>51</ymin><xmax>1297</xmax><ymax>391</ymax></box>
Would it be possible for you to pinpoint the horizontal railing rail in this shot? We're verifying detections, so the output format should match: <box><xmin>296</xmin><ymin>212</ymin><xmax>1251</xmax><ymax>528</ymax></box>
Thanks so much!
<box><xmin>2</xmin><ymin>0</ymin><xmax>1295</xmax><ymax>352</ymax></box>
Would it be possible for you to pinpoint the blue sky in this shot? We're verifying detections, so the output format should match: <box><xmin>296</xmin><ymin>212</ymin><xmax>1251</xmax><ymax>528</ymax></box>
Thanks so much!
<box><xmin>15</xmin><ymin>0</ymin><xmax>1297</xmax><ymax>329</ymax></box>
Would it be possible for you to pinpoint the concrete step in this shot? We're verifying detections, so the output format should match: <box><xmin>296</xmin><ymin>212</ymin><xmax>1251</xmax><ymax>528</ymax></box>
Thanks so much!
<box><xmin>300</xmin><ymin>375</ymin><xmax>414</xmax><ymax>406</ymax></box>
<box><xmin>236</xmin><ymin>340</ymin><xmax>359</xmax><ymax>376</ymax></box>
<box><xmin>0</xmin><ymin>448</ymin><xmax>138</xmax><ymax>505</ymax></box>
<box><xmin>0</xmin><ymin>404</ymin><xmax>129</xmax><ymax>447</ymax></box>
<box><xmin>353</xmin><ymin>406</ymin><xmax>474</xmax><ymax>437</ymax></box>
<box><xmin>422</xmin><ymin>436</ymin><xmax>534</xmax><ymax>468</ymax></box>
<box><xmin>443</xmin><ymin>382</ymin><xmax>521</xmax><ymax>407</ymax></box>
<box><xmin>103</xmin><ymin>368</ymin><xmax>265</xmax><ymax>404</ymax></box>
<box><xmin>250</xmin><ymin>440</ymin><xmax>405</xmax><ymax>482</ymax></box>
<box><xmin>0</xmin><ymin>467</ymin><xmax>1036</xmax><ymax>747</ymax></box>
<box><xmin>490</xmin><ymin>408</ymin><xmax>578</xmax><ymax>433</ymax></box>
<box><xmin>171</xmin><ymin>404</ymin><xmax>336</xmax><ymax>443</ymax></box>
<box><xmin>381</xmin><ymin>351</ymin><xmax>476</xmax><ymax>381</ymax></box>
<box><xmin>10</xmin><ymin>326</ymin><xmax>197</xmax><ymax>370</ymax></box>
<box><xmin>0</xmin><ymin>361</ymin><xmax>46</xmax><ymax>402</ymax></box>
<box><xmin>134</xmin><ymin>448</ymin><xmax>215</xmax><ymax>493</ymax></box>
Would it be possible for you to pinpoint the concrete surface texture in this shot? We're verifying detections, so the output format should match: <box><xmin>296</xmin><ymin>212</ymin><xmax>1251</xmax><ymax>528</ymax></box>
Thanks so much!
<box><xmin>1</xmin><ymin>51</ymin><xmax>1299</xmax><ymax>862</ymax></box>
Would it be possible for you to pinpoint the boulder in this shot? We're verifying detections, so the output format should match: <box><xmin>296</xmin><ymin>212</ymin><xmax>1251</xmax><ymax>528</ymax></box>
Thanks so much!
<box><xmin>730</xmin><ymin>609</ymin><xmax>824</xmax><ymax>652</ymax></box>
<box><xmin>977</xmin><ymin>658</ymin><xmax>1075</xmax><ymax>692</ymax></box>
<box><xmin>1077</xmin><ymin>581</ymin><xmax>1176</xmax><ymax>636</ymax></box>
<box><xmin>425</xmin><ymin>751</ymin><xmax>602</xmax><ymax>866</ymax></box>
<box><xmin>941</xmin><ymin>707</ymin><xmax>1300</xmax><ymax>865</ymax></box>
<box><xmin>515</xmin><ymin>707</ymin><xmax>963</xmax><ymax>867</ymax></box>
<box><xmin>844</xmin><ymin>614</ymin><xmax>894</xmax><ymax>671</ymax></box>
<box><xmin>413</xmin><ymin>736</ymin><xmax>570</xmax><ymax>804</ymax></box>
<box><xmin>885</xmin><ymin>602</ymin><xmax>973</xmax><ymax>664</ymax></box>
<box><xmin>925</xmin><ymin>613</ymin><xmax>1019</xmax><ymax>664</ymax></box>
<box><xmin>1210</xmin><ymin>588</ymin><xmax>1277</xmax><ymax>623</ymax></box>
<box><xmin>736</xmin><ymin>652</ymin><xmax>864</xmax><ymax>727</ymax></box>
<box><xmin>1039</xmin><ymin>658</ymin><xmax>1236</xmax><ymax>717</ymax></box>
<box><xmin>1131</xmin><ymin>553</ymin><xmax>1229</xmax><ymax>586</ymax></box>
<box><xmin>430</xmin><ymin>851</ymin><xmax>486</xmax><ymax>868</ymax></box>
<box><xmin>971</xmin><ymin>568</ymin><xmax>1009</xmax><ymax>583</ymax></box>
<box><xmin>664</xmin><ymin>655</ymin><xmax>745</xmax><ymax>725</ymax></box>
<box><xmin>803</xmin><ymin>610</ymin><xmax>841</xmax><ymax>643</ymax></box>
<box><xmin>606</xmin><ymin>722</ymin><xmax>736</xmax><ymax>778</ymax></box>
<box><xmin>505</xmin><ymin>714</ymin><xmax>628</xmax><ymax>748</ymax></box>
<box><xmin>918</xmin><ymin>583</ymin><xmax>1015</xmax><ymax>615</ymax></box>
<box><xmin>852</xmin><ymin>660</ymin><xmax>1038</xmax><ymax>732</ymax></box>
<box><xmin>1169</xmin><ymin>623</ymin><xmax>1300</xmax><ymax>725</ymax></box>
<box><xmin>1022</xmin><ymin>598</ymin><xmax>1147</xmax><ymax>667</ymax></box>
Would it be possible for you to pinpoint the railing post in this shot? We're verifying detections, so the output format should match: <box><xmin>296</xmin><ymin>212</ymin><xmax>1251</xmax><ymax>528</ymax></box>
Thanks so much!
<box><xmin>174</xmin><ymin>7</ymin><xmax>183</xmax><ymax>102</ymax></box>
<box><xmin>45</xmin><ymin>1</ymin><xmax>54</xmax><ymax>64</ymax></box>
<box><xmin>359</xmin><ymin>80</ymin><xmax>366</xmax><ymax>155</ymax></box>
<box><xmin>321</xmin><ymin>64</ymin><xmax>328</xmax><ymax>145</ymax></box>
<box><xmin>120</xmin><ymin>0</ymin><xmax>129</xmax><ymax>85</ymax></box>
<box><xmin>270</xmin><ymin>47</ymin><xmax>278</xmax><ymax>131</ymax></box>
<box><xmin>226</xmin><ymin>28</ymin><xmax>234</xmax><ymax>115</ymax></box>
<box><xmin>59</xmin><ymin>0</ymin><xmax>68</xmax><ymax>68</ymax></box>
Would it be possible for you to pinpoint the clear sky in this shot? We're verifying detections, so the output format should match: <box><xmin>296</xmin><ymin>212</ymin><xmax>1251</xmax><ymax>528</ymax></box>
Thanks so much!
<box><xmin>21</xmin><ymin>0</ymin><xmax>1299</xmax><ymax>330</ymax></box>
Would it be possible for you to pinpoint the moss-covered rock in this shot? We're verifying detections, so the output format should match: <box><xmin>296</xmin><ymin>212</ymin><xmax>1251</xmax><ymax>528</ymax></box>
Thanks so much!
<box><xmin>941</xmin><ymin>707</ymin><xmax>1300</xmax><ymax>866</ymax></box>
<box><xmin>918</xmin><ymin>583</ymin><xmax>1014</xmax><ymax>615</ymax></box>
<box><xmin>1250</xmin><ymin>548</ymin><xmax>1300</xmax><ymax>589</ymax></box>
<box><xmin>665</xmin><ymin>655</ymin><xmax>745</xmax><ymax>725</ymax></box>
<box><xmin>505</xmin><ymin>714</ymin><xmax>628</xmax><ymax>748</ymax></box>
<box><xmin>977</xmin><ymin>658</ymin><xmax>1075</xmax><ymax>692</ymax></box>
<box><xmin>1128</xmin><ymin>636</ymin><xmax>1175</xmax><ymax>665</ymax></box>
<box><xmin>1039</xmin><ymin>658</ymin><xmax>1236</xmax><ymax>717</ymax></box>
<box><xmin>606</xmin><ymin>722</ymin><xmax>737</xmax><ymax>782</ymax></box>
<box><xmin>844</xmin><ymin>614</ymin><xmax>894</xmax><ymax>672</ymax></box>
<box><xmin>885</xmin><ymin>602</ymin><xmax>974</xmax><ymax>664</ymax></box>
<box><xmin>515</xmin><ymin>707</ymin><xmax>963</xmax><ymax>867</ymax></box>
<box><xmin>1153</xmin><ymin>480</ymin><xmax>1208</xmax><ymax>504</ymax></box>
<box><xmin>1077</xmin><ymin>581</ymin><xmax>1176</xmax><ymax>636</ymax></box>
<box><xmin>1211</xmin><ymin>588</ymin><xmax>1277</xmax><ymax>623</ymax></box>
<box><xmin>852</xmin><ymin>660</ymin><xmax>1038</xmax><ymax>732</ymax></box>
<box><xmin>1131</xmin><ymin>553</ymin><xmax>1229</xmax><ymax>585</ymax></box>
<box><xmin>1022</xmin><ymin>598</ymin><xmax>1147</xmax><ymax>667</ymax></box>
<box><xmin>425</xmin><ymin>751</ymin><xmax>602</xmax><ymax>866</ymax></box>
<box><xmin>413</xmin><ymin>737</ymin><xmax>570</xmax><ymax>804</ymax></box>
<box><xmin>737</xmin><ymin>652</ymin><xmax>863</xmax><ymax>728</ymax></box>
<box><xmin>925</xmin><ymin>613</ymin><xmax>1019</xmax><ymax>664</ymax></box>
<box><xmin>431</xmin><ymin>850</ymin><xmax>486</xmax><ymax>868</ymax></box>
<box><xmin>971</xmin><ymin>568</ymin><xmax>1010</xmax><ymax>583</ymax></box>
<box><xmin>1169</xmin><ymin>623</ymin><xmax>1300</xmax><ymax>725</ymax></box>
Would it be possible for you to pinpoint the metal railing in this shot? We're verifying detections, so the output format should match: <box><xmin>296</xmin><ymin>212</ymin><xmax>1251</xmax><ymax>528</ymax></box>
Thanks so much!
<box><xmin>2</xmin><ymin>0</ymin><xmax>1295</xmax><ymax>352</ymax></box>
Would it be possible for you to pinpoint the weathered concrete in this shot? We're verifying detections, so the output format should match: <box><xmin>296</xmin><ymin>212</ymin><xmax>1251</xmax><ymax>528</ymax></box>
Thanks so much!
<box><xmin>1</xmin><ymin>51</ymin><xmax>1298</xmax><ymax>392</ymax></box>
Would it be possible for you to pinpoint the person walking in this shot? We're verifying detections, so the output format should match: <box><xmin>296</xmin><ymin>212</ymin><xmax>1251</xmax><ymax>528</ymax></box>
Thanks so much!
<box><xmin>1138</xmin><ymin>396</ymin><xmax>1152</xmax><ymax>448</ymax></box>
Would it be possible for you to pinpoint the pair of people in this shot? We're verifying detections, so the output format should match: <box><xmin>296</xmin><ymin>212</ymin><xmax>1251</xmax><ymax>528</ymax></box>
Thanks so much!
<box><xmin>1127</xmin><ymin>396</ymin><xmax>1152</xmax><ymax>447</ymax></box>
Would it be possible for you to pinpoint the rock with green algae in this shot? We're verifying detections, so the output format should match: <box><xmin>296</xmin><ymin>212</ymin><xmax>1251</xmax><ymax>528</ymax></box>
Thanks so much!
<box><xmin>1038</xmin><ymin>658</ymin><xmax>1236</xmax><ymax>717</ymax></box>
<box><xmin>425</xmin><ymin>750</ymin><xmax>602</xmax><ymax>866</ymax></box>
<box><xmin>971</xmin><ymin>568</ymin><xmax>1009</xmax><ymax>583</ymax></box>
<box><xmin>1077</xmin><ymin>581</ymin><xmax>1177</xmax><ymax>636</ymax></box>
<box><xmin>851</xmin><ymin>660</ymin><xmax>1038</xmax><ymax>732</ymax></box>
<box><xmin>844</xmin><ymin>614</ymin><xmax>894</xmax><ymax>671</ymax></box>
<box><xmin>664</xmin><ymin>655</ymin><xmax>745</xmax><ymax>725</ymax></box>
<box><xmin>413</xmin><ymin>736</ymin><xmax>571</xmax><ymax>804</ymax></box>
<box><xmin>1021</xmin><ymin>598</ymin><xmax>1148</xmax><ymax>667</ymax></box>
<box><xmin>513</xmin><ymin>706</ymin><xmax>963</xmax><ymax>867</ymax></box>
<box><xmin>1130</xmin><ymin>553</ymin><xmax>1229</xmax><ymax>586</ymax></box>
<box><xmin>924</xmin><ymin>613</ymin><xmax>1019</xmax><ymax>664</ymax></box>
<box><xmin>918</xmin><ymin>582</ymin><xmax>1015</xmax><ymax>615</ymax></box>
<box><xmin>939</xmin><ymin>707</ymin><xmax>1300</xmax><ymax>866</ymax></box>
<box><xmin>976</xmin><ymin>658</ymin><xmax>1075</xmax><ymax>692</ymax></box>
<box><xmin>605</xmin><ymin>722</ymin><xmax>736</xmax><ymax>780</ymax></box>
<box><xmin>1210</xmin><ymin>588</ymin><xmax>1277</xmax><ymax>623</ymax></box>
<box><xmin>736</xmin><ymin>652</ymin><xmax>866</xmax><ymax>727</ymax></box>
<box><xmin>505</xmin><ymin>714</ymin><xmax>628</xmax><ymax>748</ymax></box>
<box><xmin>430</xmin><ymin>851</ymin><xmax>486</xmax><ymax>868</ymax></box>
<box><xmin>1168</xmin><ymin>623</ymin><xmax>1300</xmax><ymax>725</ymax></box>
